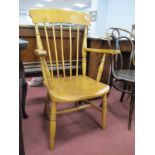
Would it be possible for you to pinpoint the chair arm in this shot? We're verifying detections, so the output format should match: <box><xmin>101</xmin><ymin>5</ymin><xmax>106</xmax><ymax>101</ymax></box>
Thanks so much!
<box><xmin>34</xmin><ymin>49</ymin><xmax>47</xmax><ymax>56</ymax></box>
<box><xmin>84</xmin><ymin>48</ymin><xmax>120</xmax><ymax>54</ymax></box>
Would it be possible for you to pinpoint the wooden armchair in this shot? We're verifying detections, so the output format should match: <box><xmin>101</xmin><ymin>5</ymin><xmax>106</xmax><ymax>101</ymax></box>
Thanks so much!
<box><xmin>29</xmin><ymin>9</ymin><xmax>120</xmax><ymax>151</ymax></box>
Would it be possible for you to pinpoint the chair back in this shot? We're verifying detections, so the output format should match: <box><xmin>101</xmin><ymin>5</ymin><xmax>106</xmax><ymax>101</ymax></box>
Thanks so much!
<box><xmin>106</xmin><ymin>27</ymin><xmax>135</xmax><ymax>75</ymax></box>
<box><xmin>29</xmin><ymin>9</ymin><xmax>91</xmax><ymax>79</ymax></box>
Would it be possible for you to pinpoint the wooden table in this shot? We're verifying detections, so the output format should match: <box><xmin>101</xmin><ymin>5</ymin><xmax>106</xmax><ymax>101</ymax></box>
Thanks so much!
<box><xmin>19</xmin><ymin>39</ymin><xmax>29</xmax><ymax>118</ymax></box>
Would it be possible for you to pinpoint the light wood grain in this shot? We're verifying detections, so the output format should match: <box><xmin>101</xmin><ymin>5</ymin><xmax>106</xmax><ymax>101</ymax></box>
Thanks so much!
<box><xmin>60</xmin><ymin>24</ymin><xmax>66</xmax><ymax>77</ymax></box>
<box><xmin>82</xmin><ymin>27</ymin><xmax>88</xmax><ymax>76</ymax></box>
<box><xmin>49</xmin><ymin>76</ymin><xmax>110</xmax><ymax>102</ymax></box>
<box><xmin>69</xmin><ymin>25</ymin><xmax>72</xmax><ymax>76</ymax></box>
<box><xmin>96</xmin><ymin>54</ymin><xmax>106</xmax><ymax>82</ymax></box>
<box><xmin>29</xmin><ymin>8</ymin><xmax>120</xmax><ymax>151</ymax></box>
<box><xmin>49</xmin><ymin>100</ymin><xmax>56</xmax><ymax>151</ymax></box>
<box><xmin>76</xmin><ymin>25</ymin><xmax>80</xmax><ymax>76</ymax></box>
<box><xmin>52</xmin><ymin>24</ymin><xmax>59</xmax><ymax>77</ymax></box>
<box><xmin>29</xmin><ymin>9</ymin><xmax>91</xmax><ymax>25</ymax></box>
<box><xmin>44</xmin><ymin>24</ymin><xmax>54</xmax><ymax>77</ymax></box>
<box><xmin>84</xmin><ymin>48</ymin><xmax>120</xmax><ymax>54</ymax></box>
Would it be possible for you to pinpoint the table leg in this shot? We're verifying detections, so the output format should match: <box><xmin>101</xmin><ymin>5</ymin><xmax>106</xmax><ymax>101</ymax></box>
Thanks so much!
<box><xmin>21</xmin><ymin>79</ymin><xmax>28</xmax><ymax>118</ymax></box>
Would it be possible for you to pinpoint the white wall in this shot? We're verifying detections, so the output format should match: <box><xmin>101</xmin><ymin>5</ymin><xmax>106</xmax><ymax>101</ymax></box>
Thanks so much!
<box><xmin>19</xmin><ymin>0</ymin><xmax>135</xmax><ymax>37</ymax></box>
<box><xmin>19</xmin><ymin>15</ymin><xmax>33</xmax><ymax>25</ymax></box>
<box><xmin>106</xmin><ymin>0</ymin><xmax>135</xmax><ymax>31</ymax></box>
<box><xmin>95</xmin><ymin>0</ymin><xmax>108</xmax><ymax>37</ymax></box>
<box><xmin>19</xmin><ymin>10</ymin><xmax>33</xmax><ymax>25</ymax></box>
<box><xmin>85</xmin><ymin>0</ymin><xmax>135</xmax><ymax>37</ymax></box>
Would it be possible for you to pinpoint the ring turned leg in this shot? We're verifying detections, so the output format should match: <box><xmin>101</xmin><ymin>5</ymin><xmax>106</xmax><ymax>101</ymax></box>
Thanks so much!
<box><xmin>102</xmin><ymin>94</ymin><xmax>108</xmax><ymax>130</ymax></box>
<box><xmin>50</xmin><ymin>100</ymin><xmax>57</xmax><ymax>151</ymax></box>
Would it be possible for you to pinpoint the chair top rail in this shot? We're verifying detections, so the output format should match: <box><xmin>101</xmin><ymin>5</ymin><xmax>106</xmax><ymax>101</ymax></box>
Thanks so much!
<box><xmin>29</xmin><ymin>9</ymin><xmax>91</xmax><ymax>26</ymax></box>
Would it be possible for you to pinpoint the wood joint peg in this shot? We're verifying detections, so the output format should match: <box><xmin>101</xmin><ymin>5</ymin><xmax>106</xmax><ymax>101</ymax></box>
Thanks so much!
<box><xmin>34</xmin><ymin>49</ymin><xmax>47</xmax><ymax>56</ymax></box>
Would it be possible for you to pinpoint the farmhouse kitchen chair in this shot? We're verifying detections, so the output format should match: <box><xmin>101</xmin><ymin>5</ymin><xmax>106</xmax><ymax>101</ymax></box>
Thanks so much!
<box><xmin>106</xmin><ymin>27</ymin><xmax>135</xmax><ymax>130</ymax></box>
<box><xmin>29</xmin><ymin>9</ymin><xmax>120</xmax><ymax>151</ymax></box>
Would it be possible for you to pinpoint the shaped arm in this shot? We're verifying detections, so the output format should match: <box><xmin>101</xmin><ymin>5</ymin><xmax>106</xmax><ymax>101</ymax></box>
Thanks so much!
<box><xmin>84</xmin><ymin>48</ymin><xmax>120</xmax><ymax>54</ymax></box>
<box><xmin>34</xmin><ymin>49</ymin><xmax>53</xmax><ymax>90</ymax></box>
<box><xmin>83</xmin><ymin>48</ymin><xmax>120</xmax><ymax>82</ymax></box>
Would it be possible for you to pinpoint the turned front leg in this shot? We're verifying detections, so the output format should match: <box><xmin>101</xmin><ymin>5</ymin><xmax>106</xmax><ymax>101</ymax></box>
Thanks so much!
<box><xmin>49</xmin><ymin>100</ymin><xmax>57</xmax><ymax>151</ymax></box>
<box><xmin>102</xmin><ymin>94</ymin><xmax>107</xmax><ymax>130</ymax></box>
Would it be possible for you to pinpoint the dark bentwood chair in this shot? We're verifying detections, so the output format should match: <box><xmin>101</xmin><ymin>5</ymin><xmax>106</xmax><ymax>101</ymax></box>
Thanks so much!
<box><xmin>106</xmin><ymin>27</ymin><xmax>135</xmax><ymax>130</ymax></box>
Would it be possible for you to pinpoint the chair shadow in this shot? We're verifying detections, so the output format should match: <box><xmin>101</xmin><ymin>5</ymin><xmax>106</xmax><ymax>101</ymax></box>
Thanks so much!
<box><xmin>108</xmin><ymin>102</ymin><xmax>129</xmax><ymax>120</ymax></box>
<box><xmin>41</xmin><ymin>107</ymin><xmax>102</xmax><ymax>148</ymax></box>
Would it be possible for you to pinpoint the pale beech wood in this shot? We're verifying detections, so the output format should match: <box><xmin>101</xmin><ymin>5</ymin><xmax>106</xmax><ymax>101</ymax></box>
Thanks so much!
<box><xmin>56</xmin><ymin>101</ymin><xmax>102</xmax><ymax>114</ymax></box>
<box><xmin>40</xmin><ymin>57</ymin><xmax>52</xmax><ymax>90</ymax></box>
<box><xmin>57</xmin><ymin>104</ymin><xmax>91</xmax><ymax>115</ymax></box>
<box><xmin>34</xmin><ymin>24</ymin><xmax>53</xmax><ymax>88</ymax></box>
<box><xmin>82</xmin><ymin>27</ymin><xmax>87</xmax><ymax>76</ymax></box>
<box><xmin>48</xmin><ymin>76</ymin><xmax>110</xmax><ymax>102</ymax></box>
<box><xmin>69</xmin><ymin>25</ymin><xmax>72</xmax><ymax>76</ymax></box>
<box><xmin>34</xmin><ymin>24</ymin><xmax>52</xmax><ymax>87</ymax></box>
<box><xmin>96</xmin><ymin>54</ymin><xmax>106</xmax><ymax>82</ymax></box>
<box><xmin>44</xmin><ymin>24</ymin><xmax>54</xmax><ymax>77</ymax></box>
<box><xmin>102</xmin><ymin>95</ymin><xmax>107</xmax><ymax>130</ymax></box>
<box><xmin>29</xmin><ymin>9</ymin><xmax>91</xmax><ymax>25</ymax></box>
<box><xmin>76</xmin><ymin>26</ymin><xmax>80</xmax><ymax>76</ymax></box>
<box><xmin>42</xmin><ymin>99</ymin><xmax>102</xmax><ymax>117</ymax></box>
<box><xmin>34</xmin><ymin>49</ymin><xmax>47</xmax><ymax>56</ymax></box>
<box><xmin>52</xmin><ymin>24</ymin><xmax>59</xmax><ymax>77</ymax></box>
<box><xmin>29</xmin><ymin>9</ymin><xmax>120</xmax><ymax>151</ymax></box>
<box><xmin>49</xmin><ymin>100</ymin><xmax>56</xmax><ymax>151</ymax></box>
<box><xmin>60</xmin><ymin>24</ymin><xmax>66</xmax><ymax>77</ymax></box>
<box><xmin>35</xmin><ymin>24</ymin><xmax>44</xmax><ymax>50</ymax></box>
<box><xmin>84</xmin><ymin>48</ymin><xmax>120</xmax><ymax>54</ymax></box>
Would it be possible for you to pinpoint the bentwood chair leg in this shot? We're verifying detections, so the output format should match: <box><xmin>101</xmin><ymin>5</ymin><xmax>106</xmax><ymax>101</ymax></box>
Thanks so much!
<box><xmin>128</xmin><ymin>94</ymin><xmax>135</xmax><ymax>130</ymax></box>
<box><xmin>120</xmin><ymin>92</ymin><xmax>125</xmax><ymax>102</ymax></box>
<box><xmin>120</xmin><ymin>84</ymin><xmax>127</xmax><ymax>102</ymax></box>
<box><xmin>102</xmin><ymin>94</ymin><xmax>107</xmax><ymax>130</ymax></box>
<box><xmin>50</xmin><ymin>100</ymin><xmax>57</xmax><ymax>151</ymax></box>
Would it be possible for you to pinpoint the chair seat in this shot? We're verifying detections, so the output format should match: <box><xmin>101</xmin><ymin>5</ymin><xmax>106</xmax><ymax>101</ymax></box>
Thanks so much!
<box><xmin>49</xmin><ymin>76</ymin><xmax>110</xmax><ymax>102</ymax></box>
<box><xmin>114</xmin><ymin>70</ymin><xmax>135</xmax><ymax>83</ymax></box>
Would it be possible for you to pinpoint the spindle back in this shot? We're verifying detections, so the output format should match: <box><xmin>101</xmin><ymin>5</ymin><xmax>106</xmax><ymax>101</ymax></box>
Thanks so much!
<box><xmin>29</xmin><ymin>9</ymin><xmax>91</xmax><ymax>78</ymax></box>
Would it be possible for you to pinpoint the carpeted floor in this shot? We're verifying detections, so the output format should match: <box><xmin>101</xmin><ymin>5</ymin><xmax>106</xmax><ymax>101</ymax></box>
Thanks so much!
<box><xmin>23</xmin><ymin>83</ymin><xmax>135</xmax><ymax>155</ymax></box>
